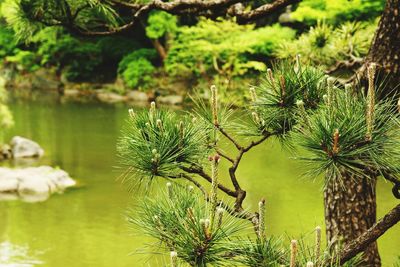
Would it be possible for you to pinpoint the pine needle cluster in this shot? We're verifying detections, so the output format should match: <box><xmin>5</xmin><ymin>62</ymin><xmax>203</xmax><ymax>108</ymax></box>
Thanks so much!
<box><xmin>293</xmin><ymin>68</ymin><xmax>400</xmax><ymax>183</ymax></box>
<box><xmin>244</xmin><ymin>59</ymin><xmax>325</xmax><ymax>137</ymax></box>
<box><xmin>129</xmin><ymin>183</ymin><xmax>246</xmax><ymax>267</ymax></box>
<box><xmin>117</xmin><ymin>103</ymin><xmax>210</xmax><ymax>187</ymax></box>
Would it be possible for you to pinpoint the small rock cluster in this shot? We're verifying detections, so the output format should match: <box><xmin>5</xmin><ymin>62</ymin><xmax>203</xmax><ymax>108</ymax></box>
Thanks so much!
<box><xmin>1</xmin><ymin>136</ymin><xmax>44</xmax><ymax>160</ymax></box>
<box><xmin>0</xmin><ymin>166</ymin><xmax>76</xmax><ymax>202</ymax></box>
<box><xmin>0</xmin><ymin>136</ymin><xmax>76</xmax><ymax>202</ymax></box>
<box><xmin>63</xmin><ymin>88</ymin><xmax>184</xmax><ymax>105</ymax></box>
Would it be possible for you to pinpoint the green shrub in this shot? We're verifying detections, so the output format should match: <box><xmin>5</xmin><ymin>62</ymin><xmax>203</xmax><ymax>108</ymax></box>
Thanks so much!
<box><xmin>0</xmin><ymin>78</ymin><xmax>13</xmax><ymax>144</ymax></box>
<box><xmin>118</xmin><ymin>48</ymin><xmax>158</xmax><ymax>89</ymax></box>
<box><xmin>276</xmin><ymin>21</ymin><xmax>376</xmax><ymax>69</ymax></box>
<box><xmin>96</xmin><ymin>36</ymin><xmax>141</xmax><ymax>63</ymax></box>
<box><xmin>0</xmin><ymin>26</ymin><xmax>17</xmax><ymax>58</ymax></box>
<box><xmin>121</xmin><ymin>58</ymin><xmax>155</xmax><ymax>89</ymax></box>
<box><xmin>36</xmin><ymin>30</ymin><xmax>103</xmax><ymax>81</ymax></box>
<box><xmin>6</xmin><ymin>49</ymin><xmax>39</xmax><ymax>72</ymax></box>
<box><xmin>292</xmin><ymin>0</ymin><xmax>385</xmax><ymax>26</ymax></box>
<box><xmin>145</xmin><ymin>11</ymin><xmax>177</xmax><ymax>39</ymax></box>
<box><xmin>165</xmin><ymin>19</ymin><xmax>295</xmax><ymax>78</ymax></box>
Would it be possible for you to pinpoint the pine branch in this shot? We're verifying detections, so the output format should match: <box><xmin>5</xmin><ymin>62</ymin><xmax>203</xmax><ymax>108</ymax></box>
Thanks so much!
<box><xmin>339</xmin><ymin>203</ymin><xmax>400</xmax><ymax>264</ymax></box>
<box><xmin>217</xmin><ymin>126</ymin><xmax>243</xmax><ymax>150</ymax></box>
<box><xmin>180</xmin><ymin>165</ymin><xmax>237</xmax><ymax>197</ymax></box>
<box><xmin>20</xmin><ymin>0</ymin><xmax>298</xmax><ymax>37</ymax></box>
<box><xmin>180</xmin><ymin>173</ymin><xmax>259</xmax><ymax>224</ymax></box>
<box><xmin>215</xmin><ymin>148</ymin><xmax>235</xmax><ymax>163</ymax></box>
<box><xmin>229</xmin><ymin>0</ymin><xmax>301</xmax><ymax>23</ymax></box>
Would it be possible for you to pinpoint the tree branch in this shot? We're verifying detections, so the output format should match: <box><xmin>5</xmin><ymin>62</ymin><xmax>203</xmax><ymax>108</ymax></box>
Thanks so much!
<box><xmin>339</xmin><ymin>203</ymin><xmax>400</xmax><ymax>264</ymax></box>
<box><xmin>180</xmin><ymin>173</ymin><xmax>207</xmax><ymax>196</ymax></box>
<box><xmin>180</xmin><ymin>165</ymin><xmax>237</xmax><ymax>197</ymax></box>
<box><xmin>381</xmin><ymin>171</ymin><xmax>400</xmax><ymax>199</ymax></box>
<box><xmin>229</xmin><ymin>0</ymin><xmax>301</xmax><ymax>23</ymax></box>
<box><xmin>217</xmin><ymin>126</ymin><xmax>243</xmax><ymax>150</ymax></box>
<box><xmin>50</xmin><ymin>0</ymin><xmax>297</xmax><ymax>36</ymax></box>
<box><xmin>180</xmin><ymin>173</ymin><xmax>259</xmax><ymax>224</ymax></box>
<box><xmin>215</xmin><ymin>148</ymin><xmax>235</xmax><ymax>163</ymax></box>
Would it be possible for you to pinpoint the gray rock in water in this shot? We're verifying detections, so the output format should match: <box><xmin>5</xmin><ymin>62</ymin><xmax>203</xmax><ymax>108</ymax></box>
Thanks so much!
<box><xmin>10</xmin><ymin>136</ymin><xmax>44</xmax><ymax>158</ymax></box>
<box><xmin>0</xmin><ymin>166</ymin><xmax>76</xmax><ymax>202</ymax></box>
<box><xmin>96</xmin><ymin>91</ymin><xmax>127</xmax><ymax>103</ymax></box>
<box><xmin>157</xmin><ymin>95</ymin><xmax>183</xmax><ymax>105</ymax></box>
<box><xmin>126</xmin><ymin>90</ymin><xmax>149</xmax><ymax>102</ymax></box>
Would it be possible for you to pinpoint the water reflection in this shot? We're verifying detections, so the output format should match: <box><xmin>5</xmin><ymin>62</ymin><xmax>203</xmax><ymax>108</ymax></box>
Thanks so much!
<box><xmin>0</xmin><ymin>241</ymin><xmax>44</xmax><ymax>267</ymax></box>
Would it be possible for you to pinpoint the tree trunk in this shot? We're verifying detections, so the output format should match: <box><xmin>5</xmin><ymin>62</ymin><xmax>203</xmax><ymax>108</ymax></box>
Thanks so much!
<box><xmin>150</xmin><ymin>38</ymin><xmax>167</xmax><ymax>62</ymax></box>
<box><xmin>364</xmin><ymin>0</ymin><xmax>400</xmax><ymax>96</ymax></box>
<box><xmin>324</xmin><ymin>173</ymin><xmax>381</xmax><ymax>267</ymax></box>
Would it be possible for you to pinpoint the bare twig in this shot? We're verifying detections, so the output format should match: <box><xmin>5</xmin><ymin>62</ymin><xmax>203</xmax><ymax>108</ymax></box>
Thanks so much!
<box><xmin>180</xmin><ymin>165</ymin><xmax>237</xmax><ymax>197</ymax></box>
<box><xmin>180</xmin><ymin>173</ymin><xmax>258</xmax><ymax>224</ymax></box>
<box><xmin>217</xmin><ymin>126</ymin><xmax>243</xmax><ymax>150</ymax></box>
<box><xmin>215</xmin><ymin>148</ymin><xmax>235</xmax><ymax>163</ymax></box>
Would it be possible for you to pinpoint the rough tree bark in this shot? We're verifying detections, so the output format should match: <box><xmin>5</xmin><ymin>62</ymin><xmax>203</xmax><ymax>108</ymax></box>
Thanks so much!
<box><xmin>326</xmin><ymin>2</ymin><xmax>400</xmax><ymax>265</ymax></box>
<box><xmin>324</xmin><ymin>173</ymin><xmax>381</xmax><ymax>267</ymax></box>
<box><xmin>339</xmin><ymin>203</ymin><xmax>400</xmax><ymax>264</ymax></box>
<box><xmin>362</xmin><ymin>0</ymin><xmax>400</xmax><ymax>95</ymax></box>
<box><xmin>150</xmin><ymin>38</ymin><xmax>167</xmax><ymax>62</ymax></box>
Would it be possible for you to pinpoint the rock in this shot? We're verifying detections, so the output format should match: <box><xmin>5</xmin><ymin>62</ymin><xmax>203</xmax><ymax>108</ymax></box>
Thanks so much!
<box><xmin>10</xmin><ymin>136</ymin><xmax>44</xmax><ymax>158</ymax></box>
<box><xmin>96</xmin><ymin>91</ymin><xmax>127</xmax><ymax>103</ymax></box>
<box><xmin>126</xmin><ymin>90</ymin><xmax>149</xmax><ymax>102</ymax></box>
<box><xmin>0</xmin><ymin>175</ymin><xmax>18</xmax><ymax>192</ymax></box>
<box><xmin>63</xmin><ymin>89</ymin><xmax>81</xmax><ymax>97</ymax></box>
<box><xmin>0</xmin><ymin>166</ymin><xmax>76</xmax><ymax>202</ymax></box>
<box><xmin>157</xmin><ymin>95</ymin><xmax>183</xmax><ymax>106</ymax></box>
<box><xmin>279</xmin><ymin>5</ymin><xmax>294</xmax><ymax>24</ymax></box>
<box><xmin>1</xmin><ymin>144</ymin><xmax>12</xmax><ymax>159</ymax></box>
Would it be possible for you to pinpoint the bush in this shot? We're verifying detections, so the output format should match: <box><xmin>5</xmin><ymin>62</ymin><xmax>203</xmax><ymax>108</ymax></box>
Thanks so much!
<box><xmin>0</xmin><ymin>78</ymin><xmax>13</xmax><ymax>144</ymax></box>
<box><xmin>165</xmin><ymin>19</ymin><xmax>295</xmax><ymax>78</ymax></box>
<box><xmin>0</xmin><ymin>26</ymin><xmax>17</xmax><ymax>58</ymax></box>
<box><xmin>96</xmin><ymin>36</ymin><xmax>141</xmax><ymax>63</ymax></box>
<box><xmin>118</xmin><ymin>48</ymin><xmax>158</xmax><ymax>89</ymax></box>
<box><xmin>276</xmin><ymin>21</ymin><xmax>376</xmax><ymax>70</ymax></box>
<box><xmin>291</xmin><ymin>0</ymin><xmax>385</xmax><ymax>26</ymax></box>
<box><xmin>36</xmin><ymin>30</ymin><xmax>103</xmax><ymax>81</ymax></box>
<box><xmin>145</xmin><ymin>11</ymin><xmax>177</xmax><ymax>39</ymax></box>
<box><xmin>6</xmin><ymin>49</ymin><xmax>39</xmax><ymax>72</ymax></box>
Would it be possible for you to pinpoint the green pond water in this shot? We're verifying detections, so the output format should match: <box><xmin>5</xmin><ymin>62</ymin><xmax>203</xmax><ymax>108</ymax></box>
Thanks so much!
<box><xmin>0</xmin><ymin>96</ymin><xmax>399</xmax><ymax>266</ymax></box>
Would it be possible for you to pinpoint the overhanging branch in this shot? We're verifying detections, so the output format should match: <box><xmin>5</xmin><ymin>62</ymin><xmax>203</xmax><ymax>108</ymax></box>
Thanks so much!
<box><xmin>229</xmin><ymin>0</ymin><xmax>301</xmax><ymax>23</ymax></box>
<box><xmin>38</xmin><ymin>0</ymin><xmax>299</xmax><ymax>36</ymax></box>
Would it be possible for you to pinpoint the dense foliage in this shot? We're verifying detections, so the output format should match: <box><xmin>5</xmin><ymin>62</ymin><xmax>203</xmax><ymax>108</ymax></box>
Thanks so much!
<box><xmin>291</xmin><ymin>0</ymin><xmax>385</xmax><ymax>26</ymax></box>
<box><xmin>0</xmin><ymin>77</ymin><xmax>13</xmax><ymax>144</ymax></box>
<box><xmin>0</xmin><ymin>0</ymin><xmax>385</xmax><ymax>97</ymax></box>
<box><xmin>277</xmin><ymin>21</ymin><xmax>376</xmax><ymax>70</ymax></box>
<box><xmin>166</xmin><ymin>19</ymin><xmax>295</xmax><ymax>79</ymax></box>
<box><xmin>293</xmin><ymin>70</ymin><xmax>400</xmax><ymax>183</ymax></box>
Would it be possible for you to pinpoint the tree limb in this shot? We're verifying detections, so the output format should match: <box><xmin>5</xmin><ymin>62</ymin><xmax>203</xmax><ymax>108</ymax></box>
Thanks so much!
<box><xmin>180</xmin><ymin>165</ymin><xmax>238</xmax><ymax>197</ymax></box>
<box><xmin>339</xmin><ymin>203</ymin><xmax>400</xmax><ymax>264</ymax></box>
<box><xmin>180</xmin><ymin>173</ymin><xmax>259</xmax><ymax>224</ymax></box>
<box><xmin>229</xmin><ymin>0</ymin><xmax>301</xmax><ymax>23</ymax></box>
<box><xmin>217</xmin><ymin>126</ymin><xmax>243</xmax><ymax>150</ymax></box>
<box><xmin>40</xmin><ymin>0</ymin><xmax>298</xmax><ymax>36</ymax></box>
<box><xmin>215</xmin><ymin>148</ymin><xmax>235</xmax><ymax>163</ymax></box>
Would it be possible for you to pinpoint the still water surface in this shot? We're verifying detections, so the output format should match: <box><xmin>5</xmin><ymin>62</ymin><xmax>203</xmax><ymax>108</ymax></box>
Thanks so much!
<box><xmin>0</xmin><ymin>96</ymin><xmax>399</xmax><ymax>266</ymax></box>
